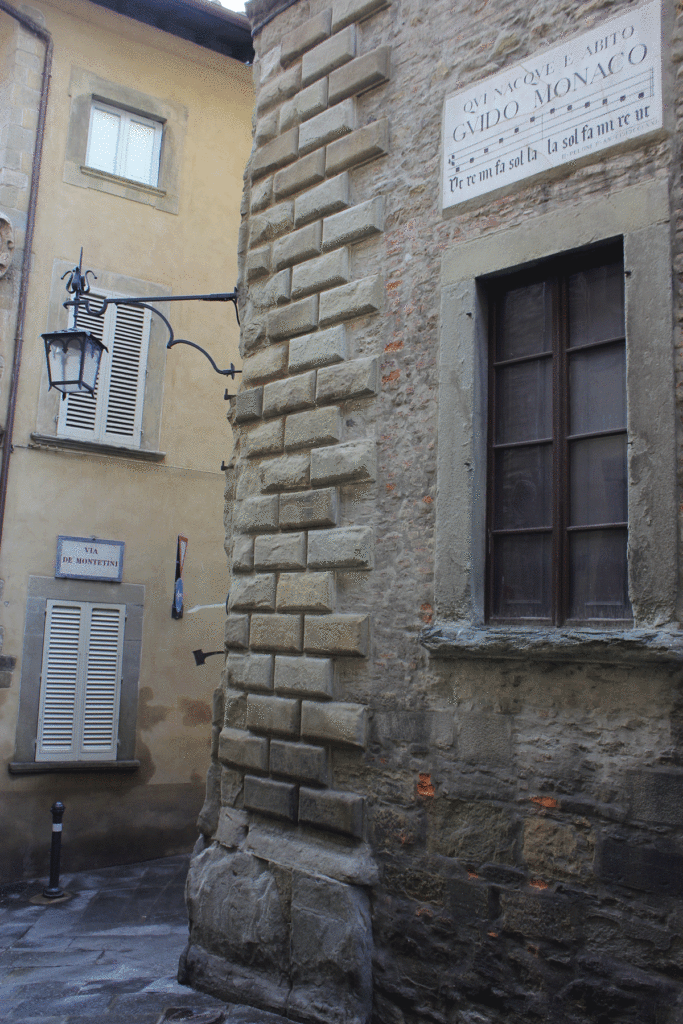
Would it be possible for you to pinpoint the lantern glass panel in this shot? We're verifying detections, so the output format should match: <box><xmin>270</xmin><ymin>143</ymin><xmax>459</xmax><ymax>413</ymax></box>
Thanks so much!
<box><xmin>82</xmin><ymin>334</ymin><xmax>103</xmax><ymax>392</ymax></box>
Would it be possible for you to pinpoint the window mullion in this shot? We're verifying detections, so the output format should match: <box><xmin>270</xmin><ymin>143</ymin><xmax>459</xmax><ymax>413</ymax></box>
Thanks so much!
<box><xmin>554</xmin><ymin>275</ymin><xmax>569</xmax><ymax>625</ymax></box>
<box><xmin>115</xmin><ymin>110</ymin><xmax>131</xmax><ymax>178</ymax></box>
<box><xmin>485</xmin><ymin>294</ymin><xmax>497</xmax><ymax>623</ymax></box>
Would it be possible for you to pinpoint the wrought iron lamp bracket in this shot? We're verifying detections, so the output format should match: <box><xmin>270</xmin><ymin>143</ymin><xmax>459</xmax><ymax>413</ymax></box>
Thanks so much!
<box><xmin>60</xmin><ymin>251</ymin><xmax>242</xmax><ymax>380</ymax></box>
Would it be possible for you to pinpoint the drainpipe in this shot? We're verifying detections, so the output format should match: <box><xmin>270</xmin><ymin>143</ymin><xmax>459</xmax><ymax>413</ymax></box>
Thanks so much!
<box><xmin>0</xmin><ymin>0</ymin><xmax>52</xmax><ymax>549</ymax></box>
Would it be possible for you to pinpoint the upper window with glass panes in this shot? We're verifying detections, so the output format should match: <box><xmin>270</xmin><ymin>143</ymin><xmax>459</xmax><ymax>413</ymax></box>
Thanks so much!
<box><xmin>486</xmin><ymin>243</ymin><xmax>629</xmax><ymax>626</ymax></box>
<box><xmin>85</xmin><ymin>102</ymin><xmax>162</xmax><ymax>188</ymax></box>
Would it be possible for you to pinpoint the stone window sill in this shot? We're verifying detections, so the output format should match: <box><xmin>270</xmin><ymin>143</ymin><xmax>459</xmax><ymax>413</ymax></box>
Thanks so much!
<box><xmin>419</xmin><ymin>623</ymin><xmax>683</xmax><ymax>665</ymax></box>
<box><xmin>30</xmin><ymin>433</ymin><xmax>165</xmax><ymax>462</ymax></box>
<box><xmin>80</xmin><ymin>165</ymin><xmax>167</xmax><ymax>199</ymax></box>
<box><xmin>8</xmin><ymin>760</ymin><xmax>140</xmax><ymax>775</ymax></box>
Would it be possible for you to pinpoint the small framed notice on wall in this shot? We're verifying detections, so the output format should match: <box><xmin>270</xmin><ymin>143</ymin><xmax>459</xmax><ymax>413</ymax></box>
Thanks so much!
<box><xmin>56</xmin><ymin>536</ymin><xmax>124</xmax><ymax>583</ymax></box>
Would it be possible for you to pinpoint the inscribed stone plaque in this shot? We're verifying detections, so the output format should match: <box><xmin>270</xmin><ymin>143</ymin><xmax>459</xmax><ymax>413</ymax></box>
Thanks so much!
<box><xmin>442</xmin><ymin>1</ymin><xmax>662</xmax><ymax>209</ymax></box>
<box><xmin>56</xmin><ymin>535</ymin><xmax>124</xmax><ymax>582</ymax></box>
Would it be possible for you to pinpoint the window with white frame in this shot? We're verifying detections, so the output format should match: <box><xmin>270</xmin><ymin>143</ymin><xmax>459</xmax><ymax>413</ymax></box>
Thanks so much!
<box><xmin>57</xmin><ymin>291</ymin><xmax>152</xmax><ymax>448</ymax></box>
<box><xmin>85</xmin><ymin>101</ymin><xmax>163</xmax><ymax>187</ymax></box>
<box><xmin>36</xmin><ymin>600</ymin><xmax>125</xmax><ymax>762</ymax></box>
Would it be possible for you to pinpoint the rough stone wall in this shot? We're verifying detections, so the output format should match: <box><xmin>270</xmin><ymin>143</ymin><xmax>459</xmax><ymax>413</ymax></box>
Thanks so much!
<box><xmin>183</xmin><ymin>1</ymin><xmax>683</xmax><ymax>1022</ymax></box>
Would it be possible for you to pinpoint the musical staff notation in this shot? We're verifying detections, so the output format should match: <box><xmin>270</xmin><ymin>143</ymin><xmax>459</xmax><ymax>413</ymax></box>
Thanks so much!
<box><xmin>442</xmin><ymin>0</ymin><xmax>662</xmax><ymax>209</ymax></box>
<box><xmin>446</xmin><ymin>67</ymin><xmax>655</xmax><ymax>178</ymax></box>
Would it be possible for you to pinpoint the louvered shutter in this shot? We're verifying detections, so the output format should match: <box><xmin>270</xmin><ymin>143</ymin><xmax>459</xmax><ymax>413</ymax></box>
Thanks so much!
<box><xmin>80</xmin><ymin>604</ymin><xmax>124</xmax><ymax>759</ymax></box>
<box><xmin>56</xmin><ymin>292</ymin><xmax>151</xmax><ymax>448</ymax></box>
<box><xmin>102</xmin><ymin>303</ymin><xmax>150</xmax><ymax>446</ymax></box>
<box><xmin>36</xmin><ymin>602</ymin><xmax>83</xmax><ymax>760</ymax></box>
<box><xmin>57</xmin><ymin>295</ymin><xmax>109</xmax><ymax>440</ymax></box>
<box><xmin>36</xmin><ymin>600</ymin><xmax>125</xmax><ymax>762</ymax></box>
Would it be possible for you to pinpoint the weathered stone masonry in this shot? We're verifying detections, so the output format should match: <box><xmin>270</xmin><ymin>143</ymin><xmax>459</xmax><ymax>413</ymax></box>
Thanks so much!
<box><xmin>183</xmin><ymin>1</ymin><xmax>683</xmax><ymax>1022</ymax></box>
<box><xmin>182</xmin><ymin>2</ymin><xmax>390</xmax><ymax>1021</ymax></box>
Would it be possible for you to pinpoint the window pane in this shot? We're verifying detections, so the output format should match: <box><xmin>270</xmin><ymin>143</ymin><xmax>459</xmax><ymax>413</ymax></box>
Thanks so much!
<box><xmin>569</xmin><ymin>341</ymin><xmax>626</xmax><ymax>436</ymax></box>
<box><xmin>568</xmin><ymin>262</ymin><xmax>624</xmax><ymax>347</ymax></box>
<box><xmin>123</xmin><ymin>119</ymin><xmax>157</xmax><ymax>185</ymax></box>
<box><xmin>495</xmin><ymin>358</ymin><xmax>552</xmax><ymax>444</ymax></box>
<box><xmin>87</xmin><ymin>108</ymin><xmax>120</xmax><ymax>174</ymax></box>
<box><xmin>494</xmin><ymin>444</ymin><xmax>552</xmax><ymax>530</ymax></box>
<box><xmin>570</xmin><ymin>434</ymin><xmax>627</xmax><ymax>526</ymax></box>
<box><xmin>497</xmin><ymin>281</ymin><xmax>553</xmax><ymax>360</ymax></box>
<box><xmin>569</xmin><ymin>529</ymin><xmax>630</xmax><ymax>620</ymax></box>
<box><xmin>492</xmin><ymin>534</ymin><xmax>552</xmax><ymax>620</ymax></box>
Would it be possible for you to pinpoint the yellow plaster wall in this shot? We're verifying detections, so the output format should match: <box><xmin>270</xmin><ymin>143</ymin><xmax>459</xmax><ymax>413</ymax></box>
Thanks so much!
<box><xmin>0</xmin><ymin>0</ymin><xmax>253</xmax><ymax>875</ymax></box>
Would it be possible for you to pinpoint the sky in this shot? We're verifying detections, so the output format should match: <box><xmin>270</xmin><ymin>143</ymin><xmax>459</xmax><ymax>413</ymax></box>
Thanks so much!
<box><xmin>217</xmin><ymin>1</ymin><xmax>247</xmax><ymax>10</ymax></box>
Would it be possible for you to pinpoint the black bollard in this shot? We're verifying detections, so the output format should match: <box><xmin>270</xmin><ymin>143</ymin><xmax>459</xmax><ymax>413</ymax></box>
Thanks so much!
<box><xmin>42</xmin><ymin>801</ymin><xmax>65</xmax><ymax>899</ymax></box>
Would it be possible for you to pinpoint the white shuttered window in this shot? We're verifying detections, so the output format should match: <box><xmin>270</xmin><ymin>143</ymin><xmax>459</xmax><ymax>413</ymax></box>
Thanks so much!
<box><xmin>36</xmin><ymin>600</ymin><xmax>125</xmax><ymax>762</ymax></box>
<box><xmin>57</xmin><ymin>292</ymin><xmax>151</xmax><ymax>447</ymax></box>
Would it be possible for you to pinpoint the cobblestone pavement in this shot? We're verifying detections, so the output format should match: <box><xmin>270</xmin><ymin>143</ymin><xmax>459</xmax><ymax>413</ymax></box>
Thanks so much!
<box><xmin>0</xmin><ymin>854</ymin><xmax>289</xmax><ymax>1024</ymax></box>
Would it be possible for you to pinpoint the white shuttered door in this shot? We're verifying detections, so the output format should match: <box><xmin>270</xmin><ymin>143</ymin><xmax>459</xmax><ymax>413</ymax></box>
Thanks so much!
<box><xmin>57</xmin><ymin>292</ymin><xmax>151</xmax><ymax>447</ymax></box>
<box><xmin>37</xmin><ymin>601</ymin><xmax>125</xmax><ymax>761</ymax></box>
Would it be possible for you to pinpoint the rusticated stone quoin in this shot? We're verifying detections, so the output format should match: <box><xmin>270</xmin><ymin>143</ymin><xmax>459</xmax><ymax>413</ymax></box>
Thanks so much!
<box><xmin>188</xmin><ymin>0</ymin><xmax>683</xmax><ymax>1022</ymax></box>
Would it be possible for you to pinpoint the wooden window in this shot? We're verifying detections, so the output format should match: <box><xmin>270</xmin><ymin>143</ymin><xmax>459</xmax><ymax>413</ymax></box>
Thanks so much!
<box><xmin>57</xmin><ymin>291</ymin><xmax>152</xmax><ymax>448</ymax></box>
<box><xmin>487</xmin><ymin>244</ymin><xmax>631</xmax><ymax>625</ymax></box>
<box><xmin>36</xmin><ymin>600</ymin><xmax>125</xmax><ymax>762</ymax></box>
<box><xmin>85</xmin><ymin>101</ymin><xmax>163</xmax><ymax>187</ymax></box>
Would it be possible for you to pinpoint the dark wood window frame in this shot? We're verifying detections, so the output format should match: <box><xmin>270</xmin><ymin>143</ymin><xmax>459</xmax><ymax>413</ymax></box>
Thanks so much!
<box><xmin>486</xmin><ymin>241</ymin><xmax>632</xmax><ymax>627</ymax></box>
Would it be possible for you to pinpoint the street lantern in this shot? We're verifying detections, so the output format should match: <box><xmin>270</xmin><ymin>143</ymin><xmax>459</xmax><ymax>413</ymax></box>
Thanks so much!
<box><xmin>42</xmin><ymin>249</ymin><xmax>242</xmax><ymax>397</ymax></box>
<box><xmin>43</xmin><ymin>327</ymin><xmax>107</xmax><ymax>399</ymax></box>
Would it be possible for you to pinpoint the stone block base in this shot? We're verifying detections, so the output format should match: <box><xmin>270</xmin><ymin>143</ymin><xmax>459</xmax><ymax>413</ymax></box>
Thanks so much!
<box><xmin>182</xmin><ymin>842</ymin><xmax>372</xmax><ymax>1024</ymax></box>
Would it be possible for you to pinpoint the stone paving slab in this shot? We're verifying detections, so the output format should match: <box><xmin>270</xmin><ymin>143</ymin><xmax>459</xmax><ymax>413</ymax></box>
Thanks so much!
<box><xmin>0</xmin><ymin>854</ymin><xmax>291</xmax><ymax>1024</ymax></box>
